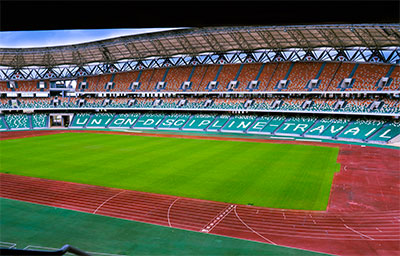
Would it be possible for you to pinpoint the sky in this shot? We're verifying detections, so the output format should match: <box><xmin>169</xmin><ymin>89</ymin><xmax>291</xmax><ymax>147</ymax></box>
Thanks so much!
<box><xmin>0</xmin><ymin>28</ymin><xmax>184</xmax><ymax>48</ymax></box>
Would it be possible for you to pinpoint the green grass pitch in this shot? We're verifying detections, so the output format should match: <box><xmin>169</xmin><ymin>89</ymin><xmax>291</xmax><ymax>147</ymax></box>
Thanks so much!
<box><xmin>0</xmin><ymin>133</ymin><xmax>340</xmax><ymax>210</ymax></box>
<box><xmin>0</xmin><ymin>198</ymin><xmax>329</xmax><ymax>255</ymax></box>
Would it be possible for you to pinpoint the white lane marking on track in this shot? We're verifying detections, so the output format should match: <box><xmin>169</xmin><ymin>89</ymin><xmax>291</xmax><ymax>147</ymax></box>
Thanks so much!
<box><xmin>296</xmin><ymin>139</ymin><xmax>322</xmax><ymax>142</ymax></box>
<box><xmin>270</xmin><ymin>136</ymin><xmax>293</xmax><ymax>140</ymax></box>
<box><xmin>201</xmin><ymin>205</ymin><xmax>235</xmax><ymax>233</ymax></box>
<box><xmin>234</xmin><ymin>206</ymin><xmax>277</xmax><ymax>245</ymax></box>
<box><xmin>167</xmin><ymin>198</ymin><xmax>179</xmax><ymax>227</ymax></box>
<box><xmin>344</xmin><ymin>224</ymin><xmax>375</xmax><ymax>240</ymax></box>
<box><xmin>93</xmin><ymin>191</ymin><xmax>125</xmax><ymax>214</ymax></box>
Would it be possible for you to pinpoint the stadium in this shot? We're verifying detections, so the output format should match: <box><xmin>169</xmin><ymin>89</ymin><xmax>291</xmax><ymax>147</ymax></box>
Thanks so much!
<box><xmin>0</xmin><ymin>22</ymin><xmax>399</xmax><ymax>256</ymax></box>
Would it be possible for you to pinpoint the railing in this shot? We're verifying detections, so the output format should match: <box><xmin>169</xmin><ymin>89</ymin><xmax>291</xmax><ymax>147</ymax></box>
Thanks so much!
<box><xmin>0</xmin><ymin>244</ymin><xmax>90</xmax><ymax>256</ymax></box>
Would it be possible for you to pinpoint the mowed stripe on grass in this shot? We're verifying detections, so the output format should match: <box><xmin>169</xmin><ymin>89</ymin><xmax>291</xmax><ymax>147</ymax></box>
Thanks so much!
<box><xmin>0</xmin><ymin>133</ymin><xmax>340</xmax><ymax>210</ymax></box>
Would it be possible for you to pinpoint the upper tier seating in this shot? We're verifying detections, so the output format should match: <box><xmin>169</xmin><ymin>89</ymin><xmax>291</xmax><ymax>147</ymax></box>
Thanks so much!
<box><xmin>0</xmin><ymin>80</ymin><xmax>50</xmax><ymax>92</ymax></box>
<box><xmin>235</xmin><ymin>63</ymin><xmax>263</xmax><ymax>91</ymax></box>
<box><xmin>265</xmin><ymin>62</ymin><xmax>292</xmax><ymax>91</ymax></box>
<box><xmin>188</xmin><ymin>65</ymin><xmax>208</xmax><ymax>92</ymax></box>
<box><xmin>257</xmin><ymin>63</ymin><xmax>277</xmax><ymax>91</ymax></box>
<box><xmin>111</xmin><ymin>71</ymin><xmax>139</xmax><ymax>92</ymax></box>
<box><xmin>163</xmin><ymin>66</ymin><xmax>193</xmax><ymax>91</ymax></box>
<box><xmin>1</xmin><ymin>62</ymin><xmax>397</xmax><ymax>94</ymax></box>
<box><xmin>197</xmin><ymin>65</ymin><xmax>221</xmax><ymax>91</ymax></box>
<box><xmin>147</xmin><ymin>68</ymin><xmax>168</xmax><ymax>91</ymax></box>
<box><xmin>215</xmin><ymin>64</ymin><xmax>241</xmax><ymax>91</ymax></box>
<box><xmin>325</xmin><ymin>63</ymin><xmax>355</xmax><ymax>91</ymax></box>
<box><xmin>285</xmin><ymin>62</ymin><xmax>322</xmax><ymax>91</ymax></box>
<box><xmin>350</xmin><ymin>64</ymin><xmax>390</xmax><ymax>91</ymax></box>
<box><xmin>317</xmin><ymin>63</ymin><xmax>341</xmax><ymax>91</ymax></box>
<box><xmin>386</xmin><ymin>65</ymin><xmax>399</xmax><ymax>91</ymax></box>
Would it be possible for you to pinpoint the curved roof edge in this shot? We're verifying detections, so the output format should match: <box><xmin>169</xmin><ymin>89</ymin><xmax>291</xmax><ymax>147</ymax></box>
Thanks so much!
<box><xmin>1</xmin><ymin>24</ymin><xmax>399</xmax><ymax>68</ymax></box>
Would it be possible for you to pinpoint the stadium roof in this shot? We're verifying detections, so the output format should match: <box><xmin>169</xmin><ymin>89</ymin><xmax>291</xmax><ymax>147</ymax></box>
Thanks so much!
<box><xmin>1</xmin><ymin>24</ymin><xmax>399</xmax><ymax>68</ymax></box>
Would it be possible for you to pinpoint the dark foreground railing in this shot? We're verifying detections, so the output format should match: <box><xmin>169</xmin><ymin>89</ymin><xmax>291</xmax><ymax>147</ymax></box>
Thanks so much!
<box><xmin>0</xmin><ymin>244</ymin><xmax>91</xmax><ymax>255</ymax></box>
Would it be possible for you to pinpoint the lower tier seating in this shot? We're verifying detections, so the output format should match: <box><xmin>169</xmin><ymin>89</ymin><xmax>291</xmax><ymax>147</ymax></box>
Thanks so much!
<box><xmin>2</xmin><ymin>113</ymin><xmax>398</xmax><ymax>144</ymax></box>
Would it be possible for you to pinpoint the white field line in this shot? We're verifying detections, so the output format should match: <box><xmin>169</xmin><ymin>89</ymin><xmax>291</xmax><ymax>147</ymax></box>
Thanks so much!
<box><xmin>167</xmin><ymin>198</ymin><xmax>179</xmax><ymax>227</ymax></box>
<box><xmin>234</xmin><ymin>206</ymin><xmax>277</xmax><ymax>245</ymax></box>
<box><xmin>93</xmin><ymin>191</ymin><xmax>125</xmax><ymax>214</ymax></box>
<box><xmin>344</xmin><ymin>224</ymin><xmax>375</xmax><ymax>240</ymax></box>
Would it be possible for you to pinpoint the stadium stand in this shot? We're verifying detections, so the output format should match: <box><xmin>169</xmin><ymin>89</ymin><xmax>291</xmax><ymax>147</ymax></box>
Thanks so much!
<box><xmin>70</xmin><ymin>113</ymin><xmax>92</xmax><ymax>128</ymax></box>
<box><xmin>325</xmin><ymin>63</ymin><xmax>355</xmax><ymax>91</ymax></box>
<box><xmin>0</xmin><ymin>116</ymin><xmax>8</xmax><ymax>130</ymax></box>
<box><xmin>246</xmin><ymin>116</ymin><xmax>274</xmax><ymax>133</ymax></box>
<box><xmin>236</xmin><ymin>63</ymin><xmax>262</xmax><ymax>91</ymax></box>
<box><xmin>1</xmin><ymin>26</ymin><xmax>399</xmax><ymax>146</ymax></box>
<box><xmin>317</xmin><ymin>62</ymin><xmax>342</xmax><ymax>91</ymax></box>
<box><xmin>137</xmin><ymin>69</ymin><xmax>154</xmax><ymax>91</ymax></box>
<box><xmin>84</xmin><ymin>76</ymin><xmax>101</xmax><ymax>91</ymax></box>
<box><xmin>350</xmin><ymin>63</ymin><xmax>391</xmax><ymax>91</ymax></box>
<box><xmin>0</xmin><ymin>81</ymin><xmax>9</xmax><ymax>91</ymax></box>
<box><xmin>14</xmin><ymin>80</ymin><xmax>40</xmax><ymax>91</ymax></box>
<box><xmin>319</xmin><ymin>118</ymin><xmax>351</xmax><ymax>138</ymax></box>
<box><xmin>386</xmin><ymin>65</ymin><xmax>400</xmax><ymax>90</ymax></box>
<box><xmin>337</xmin><ymin>119</ymin><xmax>385</xmax><ymax>141</ymax></box>
<box><xmin>182</xmin><ymin>114</ymin><xmax>218</xmax><ymax>131</ymax></box>
<box><xmin>206</xmin><ymin>115</ymin><xmax>231</xmax><ymax>131</ymax></box>
<box><xmin>215</xmin><ymin>64</ymin><xmax>241</xmax><ymax>91</ymax></box>
<box><xmin>31</xmin><ymin>114</ymin><xmax>48</xmax><ymax>129</ymax></box>
<box><xmin>111</xmin><ymin>72</ymin><xmax>133</xmax><ymax>92</ymax></box>
<box><xmin>4</xmin><ymin>114</ymin><xmax>30</xmax><ymax>129</ymax></box>
<box><xmin>275</xmin><ymin>116</ymin><xmax>318</xmax><ymax>135</ymax></box>
<box><xmin>157</xmin><ymin>113</ymin><xmax>191</xmax><ymax>130</ymax></box>
<box><xmin>188</xmin><ymin>65</ymin><xmax>208</xmax><ymax>92</ymax></box>
<box><xmin>108</xmin><ymin>113</ymin><xmax>140</xmax><ymax>128</ymax></box>
<box><xmin>266</xmin><ymin>62</ymin><xmax>292</xmax><ymax>91</ymax></box>
<box><xmin>285</xmin><ymin>62</ymin><xmax>322</xmax><ymax>91</ymax></box>
<box><xmin>368</xmin><ymin>121</ymin><xmax>400</xmax><ymax>142</ymax></box>
<box><xmin>197</xmin><ymin>65</ymin><xmax>221</xmax><ymax>91</ymax></box>
<box><xmin>163</xmin><ymin>66</ymin><xmax>193</xmax><ymax>91</ymax></box>
<box><xmin>257</xmin><ymin>63</ymin><xmax>279</xmax><ymax>91</ymax></box>
<box><xmin>2</xmin><ymin>112</ymin><xmax>399</xmax><ymax>143</ymax></box>
<box><xmin>221</xmin><ymin>115</ymin><xmax>257</xmax><ymax>132</ymax></box>
<box><xmin>133</xmin><ymin>113</ymin><xmax>166</xmax><ymax>129</ymax></box>
<box><xmin>148</xmin><ymin>68</ymin><xmax>168</xmax><ymax>91</ymax></box>
<box><xmin>86</xmin><ymin>113</ymin><xmax>115</xmax><ymax>128</ymax></box>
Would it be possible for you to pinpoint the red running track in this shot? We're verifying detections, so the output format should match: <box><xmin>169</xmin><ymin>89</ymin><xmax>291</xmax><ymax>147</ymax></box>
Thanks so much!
<box><xmin>1</xmin><ymin>130</ymin><xmax>399</xmax><ymax>255</ymax></box>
